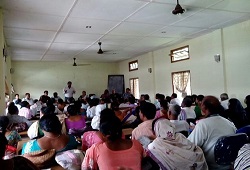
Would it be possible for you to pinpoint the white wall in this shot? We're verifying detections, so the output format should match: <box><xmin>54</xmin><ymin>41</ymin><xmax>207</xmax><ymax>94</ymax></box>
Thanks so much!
<box><xmin>11</xmin><ymin>61</ymin><xmax>118</xmax><ymax>100</ymax></box>
<box><xmin>118</xmin><ymin>19</ymin><xmax>250</xmax><ymax>105</ymax></box>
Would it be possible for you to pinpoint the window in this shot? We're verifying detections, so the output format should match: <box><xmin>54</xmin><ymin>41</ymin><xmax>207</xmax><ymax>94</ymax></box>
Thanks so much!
<box><xmin>129</xmin><ymin>60</ymin><xmax>138</xmax><ymax>71</ymax></box>
<box><xmin>170</xmin><ymin>45</ymin><xmax>189</xmax><ymax>63</ymax></box>
<box><xmin>130</xmin><ymin>78</ymin><xmax>139</xmax><ymax>99</ymax></box>
<box><xmin>171</xmin><ymin>70</ymin><xmax>191</xmax><ymax>102</ymax></box>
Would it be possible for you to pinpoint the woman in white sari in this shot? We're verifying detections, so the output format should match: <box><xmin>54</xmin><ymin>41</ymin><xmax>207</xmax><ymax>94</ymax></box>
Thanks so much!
<box><xmin>148</xmin><ymin>118</ymin><xmax>208</xmax><ymax>170</ymax></box>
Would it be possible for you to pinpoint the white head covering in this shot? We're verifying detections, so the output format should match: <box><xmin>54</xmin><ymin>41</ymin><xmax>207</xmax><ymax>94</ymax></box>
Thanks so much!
<box><xmin>148</xmin><ymin>118</ymin><xmax>208</xmax><ymax>170</ymax></box>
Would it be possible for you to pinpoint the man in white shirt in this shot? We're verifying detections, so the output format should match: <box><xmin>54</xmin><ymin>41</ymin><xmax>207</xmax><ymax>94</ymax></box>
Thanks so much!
<box><xmin>63</xmin><ymin>81</ymin><xmax>76</xmax><ymax>102</ymax></box>
<box><xmin>220</xmin><ymin>93</ymin><xmax>229</xmax><ymax>110</ymax></box>
<box><xmin>22</xmin><ymin>93</ymin><xmax>34</xmax><ymax>105</ymax></box>
<box><xmin>170</xmin><ymin>93</ymin><xmax>181</xmax><ymax>106</ymax></box>
<box><xmin>188</xmin><ymin>96</ymin><xmax>236</xmax><ymax>170</ymax></box>
<box><xmin>168</xmin><ymin>104</ymin><xmax>190</xmax><ymax>133</ymax></box>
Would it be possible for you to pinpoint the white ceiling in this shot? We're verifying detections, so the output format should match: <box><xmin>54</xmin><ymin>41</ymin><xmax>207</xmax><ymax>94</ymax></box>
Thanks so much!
<box><xmin>1</xmin><ymin>0</ymin><xmax>250</xmax><ymax>62</ymax></box>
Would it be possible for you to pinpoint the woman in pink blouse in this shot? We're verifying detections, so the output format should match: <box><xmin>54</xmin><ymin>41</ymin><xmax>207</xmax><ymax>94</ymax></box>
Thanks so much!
<box><xmin>65</xmin><ymin>104</ymin><xmax>86</xmax><ymax>136</ymax></box>
<box><xmin>82</xmin><ymin>109</ymin><xmax>144</xmax><ymax>170</ymax></box>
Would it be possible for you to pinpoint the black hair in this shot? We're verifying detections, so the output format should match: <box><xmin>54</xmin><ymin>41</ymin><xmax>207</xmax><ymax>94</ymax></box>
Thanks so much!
<box><xmin>8</xmin><ymin>102</ymin><xmax>18</xmax><ymax>115</ymax></box>
<box><xmin>39</xmin><ymin>114</ymin><xmax>62</xmax><ymax>134</ymax></box>
<box><xmin>197</xmin><ymin>95</ymin><xmax>204</xmax><ymax>102</ymax></box>
<box><xmin>67</xmin><ymin>104</ymin><xmax>77</xmax><ymax>116</ymax></box>
<box><xmin>41</xmin><ymin>105</ymin><xmax>55</xmax><ymax>116</ymax></box>
<box><xmin>160</xmin><ymin>100</ymin><xmax>169</xmax><ymax>110</ymax></box>
<box><xmin>100</xmin><ymin>116</ymin><xmax>122</xmax><ymax>141</ymax></box>
<box><xmin>245</xmin><ymin>95</ymin><xmax>250</xmax><ymax>106</ymax></box>
<box><xmin>58</xmin><ymin>98</ymin><xmax>64</xmax><ymax>104</ymax></box>
<box><xmin>165</xmin><ymin>96</ymin><xmax>171</xmax><ymax>103</ymax></box>
<box><xmin>182</xmin><ymin>96</ymin><xmax>193</xmax><ymax>107</ymax></box>
<box><xmin>33</xmin><ymin>99</ymin><xmax>38</xmax><ymax>104</ymax></box>
<box><xmin>111</xmin><ymin>101</ymin><xmax>120</xmax><ymax>111</ymax></box>
<box><xmin>140</xmin><ymin>102</ymin><xmax>156</xmax><ymax>120</ymax></box>
<box><xmin>0</xmin><ymin>116</ymin><xmax>9</xmax><ymax>134</ymax></box>
<box><xmin>144</xmin><ymin>94</ymin><xmax>150</xmax><ymax>100</ymax></box>
<box><xmin>171</xmin><ymin>93</ymin><xmax>177</xmax><ymax>98</ymax></box>
<box><xmin>0</xmin><ymin>133</ymin><xmax>8</xmax><ymax>158</ymax></box>
<box><xmin>191</xmin><ymin>94</ymin><xmax>197</xmax><ymax>103</ymax></box>
<box><xmin>100</xmin><ymin>108</ymin><xmax>116</xmax><ymax>125</ymax></box>
<box><xmin>128</xmin><ymin>96</ymin><xmax>135</xmax><ymax>104</ymax></box>
<box><xmin>20</xmin><ymin>101</ymin><xmax>29</xmax><ymax>108</ymax></box>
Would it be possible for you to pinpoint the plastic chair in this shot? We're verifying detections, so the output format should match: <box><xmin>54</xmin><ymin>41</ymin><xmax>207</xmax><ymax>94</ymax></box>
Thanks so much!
<box><xmin>214</xmin><ymin>133</ymin><xmax>248</xmax><ymax>165</ymax></box>
<box><xmin>236</xmin><ymin>125</ymin><xmax>250</xmax><ymax>141</ymax></box>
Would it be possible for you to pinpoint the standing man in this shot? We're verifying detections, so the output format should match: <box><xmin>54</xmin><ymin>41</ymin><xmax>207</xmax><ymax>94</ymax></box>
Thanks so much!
<box><xmin>63</xmin><ymin>81</ymin><xmax>76</xmax><ymax>102</ymax></box>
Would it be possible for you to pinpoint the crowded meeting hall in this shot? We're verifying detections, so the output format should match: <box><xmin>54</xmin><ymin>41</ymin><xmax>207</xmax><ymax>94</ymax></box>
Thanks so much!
<box><xmin>1</xmin><ymin>0</ymin><xmax>250</xmax><ymax>169</ymax></box>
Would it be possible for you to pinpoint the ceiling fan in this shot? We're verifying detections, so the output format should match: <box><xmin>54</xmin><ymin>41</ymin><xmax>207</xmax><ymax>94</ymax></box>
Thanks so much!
<box><xmin>72</xmin><ymin>58</ymin><xmax>90</xmax><ymax>66</ymax></box>
<box><xmin>172</xmin><ymin>0</ymin><xmax>185</xmax><ymax>15</ymax></box>
<box><xmin>97</xmin><ymin>41</ymin><xmax>115</xmax><ymax>54</ymax></box>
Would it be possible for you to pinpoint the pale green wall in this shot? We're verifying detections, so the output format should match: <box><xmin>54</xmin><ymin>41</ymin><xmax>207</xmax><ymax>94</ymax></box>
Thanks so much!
<box><xmin>0</xmin><ymin>9</ymin><xmax>6</xmax><ymax>113</ymax></box>
<box><xmin>118</xmin><ymin>20</ymin><xmax>250</xmax><ymax>105</ymax></box>
<box><xmin>11</xmin><ymin>61</ymin><xmax>118</xmax><ymax>100</ymax></box>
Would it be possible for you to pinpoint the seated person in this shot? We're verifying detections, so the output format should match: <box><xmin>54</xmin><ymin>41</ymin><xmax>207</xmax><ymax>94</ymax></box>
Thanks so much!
<box><xmin>82</xmin><ymin>108</ymin><xmax>118</xmax><ymax>151</ymax></box>
<box><xmin>0</xmin><ymin>116</ymin><xmax>21</xmax><ymax>159</ymax></box>
<box><xmin>65</xmin><ymin>104</ymin><xmax>86</xmax><ymax>136</ymax></box>
<box><xmin>188</xmin><ymin>96</ymin><xmax>236</xmax><ymax>170</ymax></box>
<box><xmin>82</xmin><ymin>114</ymin><xmax>144</xmax><ymax>170</ymax></box>
<box><xmin>132</xmin><ymin>102</ymin><xmax>156</xmax><ymax>140</ymax></box>
<box><xmin>224</xmin><ymin>98</ymin><xmax>248</xmax><ymax>129</ymax></box>
<box><xmin>22</xmin><ymin>114</ymin><xmax>78</xmax><ymax>154</ymax></box>
<box><xmin>154</xmin><ymin>100</ymin><xmax>169</xmax><ymax>119</ymax></box>
<box><xmin>27</xmin><ymin>105</ymin><xmax>55</xmax><ymax>139</ymax></box>
<box><xmin>18</xmin><ymin>101</ymin><xmax>33</xmax><ymax>120</ymax></box>
<box><xmin>168</xmin><ymin>104</ymin><xmax>190</xmax><ymax>134</ymax></box>
<box><xmin>0</xmin><ymin>133</ymin><xmax>39</xmax><ymax>170</ymax></box>
<box><xmin>7</xmin><ymin>102</ymin><xmax>32</xmax><ymax>127</ymax></box>
<box><xmin>234</xmin><ymin>143</ymin><xmax>250</xmax><ymax>170</ymax></box>
<box><xmin>194</xmin><ymin>95</ymin><xmax>205</xmax><ymax>120</ymax></box>
<box><xmin>179</xmin><ymin>96</ymin><xmax>196</xmax><ymax>122</ymax></box>
<box><xmin>148</xmin><ymin>118</ymin><xmax>208</xmax><ymax>170</ymax></box>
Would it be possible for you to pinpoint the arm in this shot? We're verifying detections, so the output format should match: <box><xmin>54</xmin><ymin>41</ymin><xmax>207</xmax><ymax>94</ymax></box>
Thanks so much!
<box><xmin>81</xmin><ymin>145</ymin><xmax>99</xmax><ymax>170</ymax></box>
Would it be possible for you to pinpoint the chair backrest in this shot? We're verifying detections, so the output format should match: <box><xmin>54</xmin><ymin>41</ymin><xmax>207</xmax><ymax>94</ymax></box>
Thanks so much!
<box><xmin>214</xmin><ymin>133</ymin><xmax>248</xmax><ymax>165</ymax></box>
<box><xmin>236</xmin><ymin>125</ymin><xmax>250</xmax><ymax>141</ymax></box>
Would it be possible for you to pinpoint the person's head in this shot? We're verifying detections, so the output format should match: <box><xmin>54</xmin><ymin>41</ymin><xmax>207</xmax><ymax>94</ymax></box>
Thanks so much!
<box><xmin>8</xmin><ymin>102</ymin><xmax>18</xmax><ymax>115</ymax></box>
<box><xmin>104</xmin><ymin>89</ymin><xmax>109</xmax><ymax>95</ymax></box>
<box><xmin>15</xmin><ymin>94</ymin><xmax>19</xmax><ymax>99</ymax></box>
<box><xmin>220</xmin><ymin>93</ymin><xmax>229</xmax><ymax>101</ymax></box>
<box><xmin>181</xmin><ymin>96</ymin><xmax>193</xmax><ymax>107</ymax></box>
<box><xmin>160</xmin><ymin>100</ymin><xmax>169</xmax><ymax>111</ymax></box>
<box><xmin>53</xmin><ymin>92</ymin><xmax>58</xmax><ymax>98</ymax></box>
<box><xmin>158</xmin><ymin>94</ymin><xmax>165</xmax><ymax>102</ymax></box>
<box><xmin>39</xmin><ymin>114</ymin><xmax>62</xmax><ymax>134</ymax></box>
<box><xmin>100</xmin><ymin>108</ymin><xmax>116</xmax><ymax>125</ymax></box>
<box><xmin>126</xmin><ymin>88</ymin><xmax>130</xmax><ymax>93</ymax></box>
<box><xmin>152</xmin><ymin>118</ymin><xmax>176</xmax><ymax>140</ymax></box>
<box><xmin>128</xmin><ymin>96</ymin><xmax>135</xmax><ymax>104</ymax></box>
<box><xmin>25</xmin><ymin>93</ymin><xmax>30</xmax><ymax>99</ymax></box>
<box><xmin>100</xmin><ymin>116</ymin><xmax>122</xmax><ymax>142</ymax></box>
<box><xmin>20</xmin><ymin>101</ymin><xmax>30</xmax><ymax>108</ymax></box>
<box><xmin>0</xmin><ymin>116</ymin><xmax>9</xmax><ymax>134</ymax></box>
<box><xmin>191</xmin><ymin>94</ymin><xmax>197</xmax><ymax>104</ymax></box>
<box><xmin>40</xmin><ymin>105</ymin><xmax>55</xmax><ymax>117</ymax></box>
<box><xmin>44</xmin><ymin>90</ymin><xmax>48</xmax><ymax>96</ymax></box>
<box><xmin>168</xmin><ymin>104</ymin><xmax>181</xmax><ymax>120</ymax></box>
<box><xmin>67</xmin><ymin>104</ymin><xmax>77</xmax><ymax>116</ymax></box>
<box><xmin>144</xmin><ymin>94</ymin><xmax>150</xmax><ymax>101</ymax></box>
<box><xmin>39</xmin><ymin>95</ymin><xmax>48</xmax><ymax>103</ymax></box>
<box><xmin>196</xmin><ymin>95</ymin><xmax>204</xmax><ymax>106</ymax></box>
<box><xmin>0</xmin><ymin>133</ymin><xmax>8</xmax><ymax>158</ymax></box>
<box><xmin>165</xmin><ymin>96</ymin><xmax>171</xmax><ymax>103</ymax></box>
<box><xmin>228</xmin><ymin>98</ymin><xmax>245</xmax><ymax>113</ymax></box>
<box><xmin>67</xmin><ymin>81</ymin><xmax>72</xmax><ymax>87</ymax></box>
<box><xmin>201</xmin><ymin>96</ymin><xmax>222</xmax><ymax>117</ymax></box>
<box><xmin>82</xmin><ymin>91</ymin><xmax>86</xmax><ymax>96</ymax></box>
<box><xmin>111</xmin><ymin>89</ymin><xmax>116</xmax><ymax>94</ymax></box>
<box><xmin>139</xmin><ymin>102</ymin><xmax>156</xmax><ymax>121</ymax></box>
<box><xmin>171</xmin><ymin>93</ymin><xmax>177</xmax><ymax>99</ymax></box>
<box><xmin>245</xmin><ymin>95</ymin><xmax>250</xmax><ymax>107</ymax></box>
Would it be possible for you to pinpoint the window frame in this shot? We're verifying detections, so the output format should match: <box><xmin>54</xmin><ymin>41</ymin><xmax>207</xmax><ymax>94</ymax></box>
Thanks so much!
<box><xmin>170</xmin><ymin>45</ymin><xmax>190</xmax><ymax>63</ymax></box>
<box><xmin>129</xmin><ymin>60</ymin><xmax>138</xmax><ymax>72</ymax></box>
<box><xmin>129</xmin><ymin>77</ymin><xmax>139</xmax><ymax>99</ymax></box>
